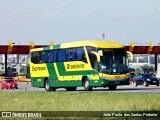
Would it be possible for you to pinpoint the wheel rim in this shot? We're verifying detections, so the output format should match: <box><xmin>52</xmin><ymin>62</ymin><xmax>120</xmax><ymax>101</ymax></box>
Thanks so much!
<box><xmin>45</xmin><ymin>82</ymin><xmax>49</xmax><ymax>90</ymax></box>
<box><xmin>85</xmin><ymin>81</ymin><xmax>89</xmax><ymax>88</ymax></box>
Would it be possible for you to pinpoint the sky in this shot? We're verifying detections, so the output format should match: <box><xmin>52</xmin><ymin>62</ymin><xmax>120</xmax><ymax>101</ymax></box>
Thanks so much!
<box><xmin>0</xmin><ymin>0</ymin><xmax>160</xmax><ymax>45</ymax></box>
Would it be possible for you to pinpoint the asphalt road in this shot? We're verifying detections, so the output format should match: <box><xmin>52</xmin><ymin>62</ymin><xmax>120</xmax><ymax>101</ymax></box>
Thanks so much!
<box><xmin>1</xmin><ymin>82</ymin><xmax>160</xmax><ymax>93</ymax></box>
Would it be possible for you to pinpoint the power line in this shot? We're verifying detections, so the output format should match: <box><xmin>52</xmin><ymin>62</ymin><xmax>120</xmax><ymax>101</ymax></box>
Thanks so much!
<box><xmin>0</xmin><ymin>0</ymin><xmax>99</xmax><ymax>19</ymax></box>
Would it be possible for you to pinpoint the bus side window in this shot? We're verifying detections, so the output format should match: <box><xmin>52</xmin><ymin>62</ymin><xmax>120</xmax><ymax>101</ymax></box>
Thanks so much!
<box><xmin>66</xmin><ymin>49</ymin><xmax>71</xmax><ymax>61</ymax></box>
<box><xmin>31</xmin><ymin>52</ymin><xmax>39</xmax><ymax>64</ymax></box>
<box><xmin>86</xmin><ymin>46</ymin><xmax>98</xmax><ymax>70</ymax></box>
<box><xmin>58</xmin><ymin>49</ymin><xmax>66</xmax><ymax>62</ymax></box>
<box><xmin>76</xmin><ymin>47</ymin><xmax>83</xmax><ymax>60</ymax></box>
<box><xmin>53</xmin><ymin>50</ymin><xmax>57</xmax><ymax>62</ymax></box>
<box><xmin>49</xmin><ymin>50</ymin><xmax>57</xmax><ymax>62</ymax></box>
<box><xmin>49</xmin><ymin>51</ymin><xmax>53</xmax><ymax>62</ymax></box>
<box><xmin>41</xmin><ymin>51</ymin><xmax>48</xmax><ymax>63</ymax></box>
<box><xmin>66</xmin><ymin>48</ymin><xmax>76</xmax><ymax>61</ymax></box>
<box><xmin>38</xmin><ymin>52</ymin><xmax>42</xmax><ymax>63</ymax></box>
<box><xmin>71</xmin><ymin>48</ymin><xmax>76</xmax><ymax>61</ymax></box>
<box><xmin>45</xmin><ymin>51</ymin><xmax>49</xmax><ymax>62</ymax></box>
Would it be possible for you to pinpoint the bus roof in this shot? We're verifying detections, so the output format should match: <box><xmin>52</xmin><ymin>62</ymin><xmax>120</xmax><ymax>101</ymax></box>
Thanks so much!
<box><xmin>61</xmin><ymin>40</ymin><xmax>123</xmax><ymax>48</ymax></box>
<box><xmin>30</xmin><ymin>40</ymin><xmax>124</xmax><ymax>52</ymax></box>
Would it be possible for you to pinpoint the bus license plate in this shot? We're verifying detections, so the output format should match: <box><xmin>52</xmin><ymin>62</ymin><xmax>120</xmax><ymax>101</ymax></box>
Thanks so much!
<box><xmin>115</xmin><ymin>82</ymin><xmax>120</xmax><ymax>84</ymax></box>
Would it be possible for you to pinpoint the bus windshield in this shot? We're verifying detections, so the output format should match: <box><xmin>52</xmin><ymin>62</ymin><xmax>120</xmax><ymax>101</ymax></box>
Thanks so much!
<box><xmin>99</xmin><ymin>48</ymin><xmax>129</xmax><ymax>74</ymax></box>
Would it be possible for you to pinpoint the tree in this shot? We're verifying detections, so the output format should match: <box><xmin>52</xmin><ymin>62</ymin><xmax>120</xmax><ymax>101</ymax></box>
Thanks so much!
<box><xmin>141</xmin><ymin>64</ymin><xmax>155</xmax><ymax>73</ymax></box>
<box><xmin>135</xmin><ymin>68</ymin><xmax>141</xmax><ymax>74</ymax></box>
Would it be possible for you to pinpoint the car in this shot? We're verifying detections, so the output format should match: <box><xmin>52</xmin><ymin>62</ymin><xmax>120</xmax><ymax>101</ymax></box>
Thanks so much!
<box><xmin>1</xmin><ymin>79</ymin><xmax>18</xmax><ymax>89</ymax></box>
<box><xmin>132</xmin><ymin>73</ymin><xmax>159</xmax><ymax>87</ymax></box>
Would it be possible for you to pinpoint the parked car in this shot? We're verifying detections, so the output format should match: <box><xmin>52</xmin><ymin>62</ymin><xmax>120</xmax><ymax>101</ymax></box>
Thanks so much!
<box><xmin>132</xmin><ymin>73</ymin><xmax>159</xmax><ymax>87</ymax></box>
<box><xmin>1</xmin><ymin>79</ymin><xmax>18</xmax><ymax>89</ymax></box>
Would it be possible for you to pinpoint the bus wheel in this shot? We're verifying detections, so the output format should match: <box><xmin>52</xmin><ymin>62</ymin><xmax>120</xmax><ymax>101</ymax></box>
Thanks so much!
<box><xmin>83</xmin><ymin>78</ymin><xmax>92</xmax><ymax>91</ymax></box>
<box><xmin>108</xmin><ymin>86</ymin><xmax>117</xmax><ymax>90</ymax></box>
<box><xmin>66</xmin><ymin>87</ymin><xmax>77</xmax><ymax>91</ymax></box>
<box><xmin>45</xmin><ymin>79</ymin><xmax>52</xmax><ymax>92</ymax></box>
<box><xmin>51</xmin><ymin>87</ymin><xmax>56</xmax><ymax>91</ymax></box>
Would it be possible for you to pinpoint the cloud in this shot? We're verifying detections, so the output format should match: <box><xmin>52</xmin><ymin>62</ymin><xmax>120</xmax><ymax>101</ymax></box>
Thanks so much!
<box><xmin>103</xmin><ymin>12</ymin><xmax>120</xmax><ymax>20</ymax></box>
<box><xmin>79</xmin><ymin>10</ymin><xmax>94</xmax><ymax>19</ymax></box>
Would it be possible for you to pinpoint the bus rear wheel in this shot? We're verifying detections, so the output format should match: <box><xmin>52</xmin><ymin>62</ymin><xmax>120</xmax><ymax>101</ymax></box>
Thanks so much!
<box><xmin>108</xmin><ymin>85</ymin><xmax>117</xmax><ymax>90</ymax></box>
<box><xmin>45</xmin><ymin>79</ymin><xmax>56</xmax><ymax>92</ymax></box>
<box><xmin>83</xmin><ymin>78</ymin><xmax>92</xmax><ymax>91</ymax></box>
<box><xmin>66</xmin><ymin>87</ymin><xmax>77</xmax><ymax>91</ymax></box>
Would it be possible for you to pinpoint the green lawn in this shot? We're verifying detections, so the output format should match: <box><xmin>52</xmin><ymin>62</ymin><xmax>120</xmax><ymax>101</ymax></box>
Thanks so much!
<box><xmin>0</xmin><ymin>92</ymin><xmax>159</xmax><ymax>111</ymax></box>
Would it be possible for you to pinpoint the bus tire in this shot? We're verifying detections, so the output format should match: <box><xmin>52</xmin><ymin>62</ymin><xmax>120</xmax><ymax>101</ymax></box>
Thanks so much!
<box><xmin>66</xmin><ymin>87</ymin><xmax>77</xmax><ymax>91</ymax></box>
<box><xmin>45</xmin><ymin>79</ymin><xmax>52</xmax><ymax>92</ymax></box>
<box><xmin>51</xmin><ymin>87</ymin><xmax>56</xmax><ymax>91</ymax></box>
<box><xmin>83</xmin><ymin>78</ymin><xmax>92</xmax><ymax>91</ymax></box>
<box><xmin>108</xmin><ymin>85</ymin><xmax>117</xmax><ymax>90</ymax></box>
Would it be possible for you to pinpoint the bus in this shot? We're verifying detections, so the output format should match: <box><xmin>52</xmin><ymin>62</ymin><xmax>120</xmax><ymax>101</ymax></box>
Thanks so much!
<box><xmin>29</xmin><ymin>40</ymin><xmax>133</xmax><ymax>91</ymax></box>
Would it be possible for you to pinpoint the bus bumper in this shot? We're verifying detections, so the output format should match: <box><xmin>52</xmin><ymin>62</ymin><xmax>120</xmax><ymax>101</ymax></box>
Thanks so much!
<box><xmin>101</xmin><ymin>77</ymin><xmax>130</xmax><ymax>86</ymax></box>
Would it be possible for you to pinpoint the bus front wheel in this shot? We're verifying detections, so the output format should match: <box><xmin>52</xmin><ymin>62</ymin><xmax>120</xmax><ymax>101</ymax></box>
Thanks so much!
<box><xmin>83</xmin><ymin>78</ymin><xmax>92</xmax><ymax>91</ymax></box>
<box><xmin>45</xmin><ymin>79</ymin><xmax>56</xmax><ymax>92</ymax></box>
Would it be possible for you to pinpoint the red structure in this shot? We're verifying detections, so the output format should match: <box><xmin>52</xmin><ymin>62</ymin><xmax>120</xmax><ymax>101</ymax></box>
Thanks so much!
<box><xmin>124</xmin><ymin>46</ymin><xmax>160</xmax><ymax>54</ymax></box>
<box><xmin>124</xmin><ymin>42</ymin><xmax>160</xmax><ymax>72</ymax></box>
<box><xmin>0</xmin><ymin>41</ymin><xmax>159</xmax><ymax>54</ymax></box>
<box><xmin>0</xmin><ymin>45</ymin><xmax>47</xmax><ymax>54</ymax></box>
<box><xmin>0</xmin><ymin>41</ymin><xmax>160</xmax><ymax>75</ymax></box>
<box><xmin>0</xmin><ymin>41</ymin><xmax>52</xmax><ymax>76</ymax></box>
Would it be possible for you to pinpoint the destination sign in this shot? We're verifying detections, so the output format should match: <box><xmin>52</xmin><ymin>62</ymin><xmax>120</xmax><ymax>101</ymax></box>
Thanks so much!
<box><xmin>67</xmin><ymin>63</ymin><xmax>85</xmax><ymax>69</ymax></box>
<box><xmin>32</xmin><ymin>66</ymin><xmax>46</xmax><ymax>72</ymax></box>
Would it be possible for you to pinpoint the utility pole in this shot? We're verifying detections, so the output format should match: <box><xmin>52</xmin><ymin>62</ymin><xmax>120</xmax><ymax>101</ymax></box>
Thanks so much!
<box><xmin>102</xmin><ymin>33</ymin><xmax>105</xmax><ymax>40</ymax></box>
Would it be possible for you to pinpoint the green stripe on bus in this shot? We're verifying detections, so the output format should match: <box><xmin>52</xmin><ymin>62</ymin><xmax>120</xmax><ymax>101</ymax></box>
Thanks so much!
<box><xmin>43</xmin><ymin>44</ymin><xmax>60</xmax><ymax>50</ymax></box>
<box><xmin>56</xmin><ymin>62</ymin><xmax>97</xmax><ymax>76</ymax></box>
<box><xmin>46</xmin><ymin>63</ymin><xmax>58</xmax><ymax>86</ymax></box>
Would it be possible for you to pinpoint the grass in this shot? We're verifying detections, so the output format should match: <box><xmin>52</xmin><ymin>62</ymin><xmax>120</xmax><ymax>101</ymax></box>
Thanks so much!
<box><xmin>0</xmin><ymin>92</ymin><xmax>160</xmax><ymax>119</ymax></box>
<box><xmin>0</xmin><ymin>92</ymin><xmax>160</xmax><ymax>111</ymax></box>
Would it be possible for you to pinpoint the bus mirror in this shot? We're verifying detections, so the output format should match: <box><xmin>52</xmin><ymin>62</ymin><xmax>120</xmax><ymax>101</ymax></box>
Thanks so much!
<box><xmin>91</xmin><ymin>51</ymin><xmax>100</xmax><ymax>63</ymax></box>
<box><xmin>127</xmin><ymin>51</ymin><xmax>134</xmax><ymax>62</ymax></box>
